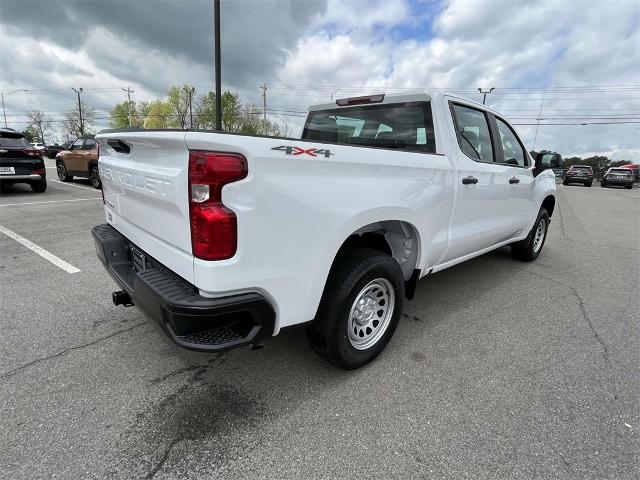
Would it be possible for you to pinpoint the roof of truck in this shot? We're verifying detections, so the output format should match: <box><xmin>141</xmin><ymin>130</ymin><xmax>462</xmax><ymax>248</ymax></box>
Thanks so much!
<box><xmin>308</xmin><ymin>90</ymin><xmax>491</xmax><ymax>113</ymax></box>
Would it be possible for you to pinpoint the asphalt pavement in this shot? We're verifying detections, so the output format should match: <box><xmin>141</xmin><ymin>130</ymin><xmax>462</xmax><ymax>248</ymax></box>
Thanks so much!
<box><xmin>0</xmin><ymin>171</ymin><xmax>638</xmax><ymax>480</ymax></box>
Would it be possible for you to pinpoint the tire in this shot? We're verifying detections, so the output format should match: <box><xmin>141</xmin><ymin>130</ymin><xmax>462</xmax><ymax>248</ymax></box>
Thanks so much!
<box><xmin>307</xmin><ymin>247</ymin><xmax>405</xmax><ymax>369</ymax></box>
<box><xmin>56</xmin><ymin>161</ymin><xmax>72</xmax><ymax>182</ymax></box>
<box><xmin>601</xmin><ymin>182</ymin><xmax>606</xmax><ymax>188</ymax></box>
<box><xmin>586</xmin><ymin>182</ymin><xmax>592</xmax><ymax>187</ymax></box>
<box><xmin>511</xmin><ymin>208</ymin><xmax>550</xmax><ymax>262</ymax></box>
<box><xmin>89</xmin><ymin>165</ymin><xmax>102</xmax><ymax>189</ymax></box>
<box><xmin>30</xmin><ymin>179</ymin><xmax>47</xmax><ymax>193</ymax></box>
<box><xmin>562</xmin><ymin>180</ymin><xmax>568</xmax><ymax>186</ymax></box>
<box><xmin>626</xmin><ymin>184</ymin><xmax>633</xmax><ymax>189</ymax></box>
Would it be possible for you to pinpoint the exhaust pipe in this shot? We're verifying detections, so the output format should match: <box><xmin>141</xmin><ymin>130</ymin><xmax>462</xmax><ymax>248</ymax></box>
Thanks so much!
<box><xmin>112</xmin><ymin>290</ymin><xmax>133</xmax><ymax>307</ymax></box>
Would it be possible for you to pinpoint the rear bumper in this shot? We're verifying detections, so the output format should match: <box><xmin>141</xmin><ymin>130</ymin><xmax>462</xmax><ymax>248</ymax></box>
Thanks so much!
<box><xmin>91</xmin><ymin>224</ymin><xmax>275</xmax><ymax>352</ymax></box>
<box><xmin>0</xmin><ymin>174</ymin><xmax>45</xmax><ymax>182</ymax></box>
<box><xmin>603</xmin><ymin>179</ymin><xmax>633</xmax><ymax>186</ymax></box>
<box><xmin>564</xmin><ymin>176</ymin><xmax>591</xmax><ymax>184</ymax></box>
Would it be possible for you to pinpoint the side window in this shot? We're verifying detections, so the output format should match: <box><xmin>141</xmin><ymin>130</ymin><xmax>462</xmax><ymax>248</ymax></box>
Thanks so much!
<box><xmin>495</xmin><ymin>117</ymin><xmax>527</xmax><ymax>166</ymax></box>
<box><xmin>451</xmin><ymin>104</ymin><xmax>494</xmax><ymax>163</ymax></box>
<box><xmin>83</xmin><ymin>139</ymin><xmax>96</xmax><ymax>150</ymax></box>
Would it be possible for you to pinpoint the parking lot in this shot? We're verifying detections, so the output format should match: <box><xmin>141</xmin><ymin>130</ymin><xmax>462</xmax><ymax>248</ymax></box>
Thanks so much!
<box><xmin>0</xmin><ymin>168</ymin><xmax>638</xmax><ymax>479</ymax></box>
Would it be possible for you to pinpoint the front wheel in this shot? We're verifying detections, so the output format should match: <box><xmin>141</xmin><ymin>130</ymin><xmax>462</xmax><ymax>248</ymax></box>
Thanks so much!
<box><xmin>56</xmin><ymin>161</ymin><xmax>72</xmax><ymax>182</ymax></box>
<box><xmin>89</xmin><ymin>166</ymin><xmax>101</xmax><ymax>189</ymax></box>
<box><xmin>511</xmin><ymin>208</ymin><xmax>550</xmax><ymax>262</ymax></box>
<box><xmin>307</xmin><ymin>248</ymin><xmax>405</xmax><ymax>369</ymax></box>
<box><xmin>601</xmin><ymin>182</ymin><xmax>606</xmax><ymax>188</ymax></box>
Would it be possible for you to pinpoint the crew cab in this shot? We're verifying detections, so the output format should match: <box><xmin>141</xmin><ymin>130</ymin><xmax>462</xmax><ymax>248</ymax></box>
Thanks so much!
<box><xmin>92</xmin><ymin>91</ymin><xmax>556</xmax><ymax>369</ymax></box>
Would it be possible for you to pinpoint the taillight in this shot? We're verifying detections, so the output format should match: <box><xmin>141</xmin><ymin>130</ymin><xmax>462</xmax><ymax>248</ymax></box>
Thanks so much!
<box><xmin>188</xmin><ymin>150</ymin><xmax>248</xmax><ymax>260</ymax></box>
<box><xmin>23</xmin><ymin>149</ymin><xmax>41</xmax><ymax>157</ymax></box>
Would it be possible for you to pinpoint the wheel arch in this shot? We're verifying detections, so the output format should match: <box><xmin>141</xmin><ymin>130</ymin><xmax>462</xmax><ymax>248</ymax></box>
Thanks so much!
<box><xmin>327</xmin><ymin>219</ymin><xmax>422</xmax><ymax>300</ymax></box>
<box><xmin>541</xmin><ymin>194</ymin><xmax>556</xmax><ymax>217</ymax></box>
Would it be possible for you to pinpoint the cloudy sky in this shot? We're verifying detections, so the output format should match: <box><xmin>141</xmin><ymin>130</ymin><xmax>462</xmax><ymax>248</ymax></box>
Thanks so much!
<box><xmin>1</xmin><ymin>0</ymin><xmax>639</xmax><ymax>159</ymax></box>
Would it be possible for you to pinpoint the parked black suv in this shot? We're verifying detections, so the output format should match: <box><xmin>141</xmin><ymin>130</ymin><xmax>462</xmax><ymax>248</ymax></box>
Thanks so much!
<box><xmin>601</xmin><ymin>168</ymin><xmax>634</xmax><ymax>189</ymax></box>
<box><xmin>563</xmin><ymin>165</ymin><xmax>593</xmax><ymax>187</ymax></box>
<box><xmin>0</xmin><ymin>129</ymin><xmax>47</xmax><ymax>192</ymax></box>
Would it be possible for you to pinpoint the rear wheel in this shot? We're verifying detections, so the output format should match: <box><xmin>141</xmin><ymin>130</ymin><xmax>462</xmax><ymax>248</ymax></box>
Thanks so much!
<box><xmin>601</xmin><ymin>181</ymin><xmax>606</xmax><ymax>188</ymax></box>
<box><xmin>586</xmin><ymin>181</ymin><xmax>592</xmax><ymax>187</ymax></box>
<box><xmin>89</xmin><ymin>165</ymin><xmax>101</xmax><ymax>189</ymax></box>
<box><xmin>30</xmin><ymin>179</ymin><xmax>47</xmax><ymax>193</ymax></box>
<box><xmin>307</xmin><ymin>247</ymin><xmax>405</xmax><ymax>369</ymax></box>
<box><xmin>511</xmin><ymin>208</ymin><xmax>550</xmax><ymax>262</ymax></box>
<box><xmin>626</xmin><ymin>184</ymin><xmax>633</xmax><ymax>189</ymax></box>
<box><xmin>56</xmin><ymin>161</ymin><xmax>72</xmax><ymax>182</ymax></box>
<box><xmin>562</xmin><ymin>180</ymin><xmax>568</xmax><ymax>186</ymax></box>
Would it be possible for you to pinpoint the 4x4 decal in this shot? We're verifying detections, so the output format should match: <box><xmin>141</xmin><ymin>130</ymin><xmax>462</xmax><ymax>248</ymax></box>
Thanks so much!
<box><xmin>271</xmin><ymin>145</ymin><xmax>334</xmax><ymax>158</ymax></box>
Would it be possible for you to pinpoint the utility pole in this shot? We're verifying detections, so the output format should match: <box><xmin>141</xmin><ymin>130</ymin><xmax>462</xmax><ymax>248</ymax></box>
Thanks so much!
<box><xmin>214</xmin><ymin>0</ymin><xmax>222</xmax><ymax>131</ymax></box>
<box><xmin>185</xmin><ymin>86</ymin><xmax>195</xmax><ymax>129</ymax></box>
<box><xmin>122</xmin><ymin>86</ymin><xmax>134</xmax><ymax>127</ymax></box>
<box><xmin>532</xmin><ymin>97</ymin><xmax>545</xmax><ymax>151</ymax></box>
<box><xmin>259</xmin><ymin>83</ymin><xmax>268</xmax><ymax>134</ymax></box>
<box><xmin>1</xmin><ymin>89</ymin><xmax>28</xmax><ymax>128</ymax></box>
<box><xmin>478</xmin><ymin>87</ymin><xmax>495</xmax><ymax>105</ymax></box>
<box><xmin>71</xmin><ymin>87</ymin><xmax>84</xmax><ymax>136</ymax></box>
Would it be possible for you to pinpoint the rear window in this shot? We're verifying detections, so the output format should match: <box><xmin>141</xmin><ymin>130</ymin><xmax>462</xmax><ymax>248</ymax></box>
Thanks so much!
<box><xmin>0</xmin><ymin>132</ymin><xmax>30</xmax><ymax>147</ymax></box>
<box><xmin>302</xmin><ymin>102</ymin><xmax>436</xmax><ymax>154</ymax></box>
<box><xmin>571</xmin><ymin>166</ymin><xmax>592</xmax><ymax>172</ymax></box>
<box><xmin>610</xmin><ymin>168</ymin><xmax>633</xmax><ymax>175</ymax></box>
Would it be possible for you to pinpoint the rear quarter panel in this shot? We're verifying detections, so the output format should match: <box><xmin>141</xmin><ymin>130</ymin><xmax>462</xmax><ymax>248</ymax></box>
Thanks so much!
<box><xmin>185</xmin><ymin>132</ymin><xmax>455</xmax><ymax>332</ymax></box>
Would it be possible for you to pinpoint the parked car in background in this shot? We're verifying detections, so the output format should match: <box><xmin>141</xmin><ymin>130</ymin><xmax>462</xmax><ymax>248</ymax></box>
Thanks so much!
<box><xmin>55</xmin><ymin>136</ymin><xmax>101</xmax><ymax>188</ymax></box>
<box><xmin>563</xmin><ymin>165</ymin><xmax>593</xmax><ymax>187</ymax></box>
<box><xmin>30</xmin><ymin>142</ymin><xmax>46</xmax><ymax>150</ymax></box>
<box><xmin>45</xmin><ymin>143</ymin><xmax>69</xmax><ymax>159</ymax></box>
<box><xmin>601</xmin><ymin>168</ymin><xmax>634</xmax><ymax>189</ymax></box>
<box><xmin>619</xmin><ymin>163</ymin><xmax>639</xmax><ymax>183</ymax></box>
<box><xmin>0</xmin><ymin>129</ymin><xmax>47</xmax><ymax>192</ymax></box>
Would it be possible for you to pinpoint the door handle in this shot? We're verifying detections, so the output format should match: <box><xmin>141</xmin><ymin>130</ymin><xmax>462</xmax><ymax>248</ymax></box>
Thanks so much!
<box><xmin>461</xmin><ymin>176</ymin><xmax>478</xmax><ymax>185</ymax></box>
<box><xmin>509</xmin><ymin>177</ymin><xmax>520</xmax><ymax>184</ymax></box>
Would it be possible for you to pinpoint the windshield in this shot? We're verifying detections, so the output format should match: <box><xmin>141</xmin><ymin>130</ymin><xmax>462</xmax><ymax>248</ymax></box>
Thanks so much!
<box><xmin>0</xmin><ymin>133</ymin><xmax>30</xmax><ymax>147</ymax></box>
<box><xmin>302</xmin><ymin>101</ymin><xmax>436</xmax><ymax>153</ymax></box>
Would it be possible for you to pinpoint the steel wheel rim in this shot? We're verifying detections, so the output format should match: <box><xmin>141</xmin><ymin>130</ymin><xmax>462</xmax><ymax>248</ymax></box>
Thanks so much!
<box><xmin>533</xmin><ymin>218</ymin><xmax>546</xmax><ymax>253</ymax></box>
<box><xmin>348</xmin><ymin>278</ymin><xmax>395</xmax><ymax>350</ymax></box>
<box><xmin>57</xmin><ymin>163</ymin><xmax>66</xmax><ymax>180</ymax></box>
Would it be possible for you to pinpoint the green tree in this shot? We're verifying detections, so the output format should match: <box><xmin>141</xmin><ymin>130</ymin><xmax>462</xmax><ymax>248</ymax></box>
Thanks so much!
<box><xmin>23</xmin><ymin>125</ymin><xmax>39</xmax><ymax>143</ymax></box>
<box><xmin>26</xmin><ymin>111</ymin><xmax>53</xmax><ymax>143</ymax></box>
<box><xmin>110</xmin><ymin>100</ymin><xmax>148</xmax><ymax>128</ymax></box>
<box><xmin>166</xmin><ymin>85</ymin><xmax>193</xmax><ymax>129</ymax></box>
<box><xmin>143</xmin><ymin>100</ymin><xmax>173</xmax><ymax>129</ymax></box>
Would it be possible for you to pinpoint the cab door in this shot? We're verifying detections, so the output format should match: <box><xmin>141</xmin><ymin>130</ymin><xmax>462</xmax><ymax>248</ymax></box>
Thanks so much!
<box><xmin>78</xmin><ymin>138</ymin><xmax>97</xmax><ymax>174</ymax></box>
<box><xmin>443</xmin><ymin>100</ymin><xmax>517</xmax><ymax>262</ymax></box>
<box><xmin>490</xmin><ymin>115</ymin><xmax>536</xmax><ymax>232</ymax></box>
<box><xmin>64</xmin><ymin>138</ymin><xmax>85</xmax><ymax>173</ymax></box>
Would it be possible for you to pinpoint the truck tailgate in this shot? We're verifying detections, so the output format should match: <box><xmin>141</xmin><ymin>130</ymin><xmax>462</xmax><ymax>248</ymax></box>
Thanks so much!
<box><xmin>96</xmin><ymin>131</ymin><xmax>194</xmax><ymax>282</ymax></box>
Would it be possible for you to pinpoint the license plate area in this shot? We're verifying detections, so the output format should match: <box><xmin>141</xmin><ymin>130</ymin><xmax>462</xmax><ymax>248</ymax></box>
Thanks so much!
<box><xmin>0</xmin><ymin>167</ymin><xmax>15</xmax><ymax>174</ymax></box>
<box><xmin>129</xmin><ymin>245</ymin><xmax>151</xmax><ymax>272</ymax></box>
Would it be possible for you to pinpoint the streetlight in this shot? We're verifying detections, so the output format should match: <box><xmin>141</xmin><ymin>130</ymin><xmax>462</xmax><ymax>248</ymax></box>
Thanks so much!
<box><xmin>1</xmin><ymin>89</ymin><xmax>28</xmax><ymax>128</ymax></box>
<box><xmin>478</xmin><ymin>87</ymin><xmax>495</xmax><ymax>105</ymax></box>
<box><xmin>330</xmin><ymin>88</ymin><xmax>342</xmax><ymax>101</ymax></box>
<box><xmin>71</xmin><ymin>87</ymin><xmax>84</xmax><ymax>136</ymax></box>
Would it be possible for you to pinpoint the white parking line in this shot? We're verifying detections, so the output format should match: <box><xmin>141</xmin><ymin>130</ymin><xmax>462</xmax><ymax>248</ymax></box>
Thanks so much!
<box><xmin>0</xmin><ymin>224</ymin><xmax>81</xmax><ymax>273</ymax></box>
<box><xmin>48</xmin><ymin>178</ymin><xmax>96</xmax><ymax>190</ymax></box>
<box><xmin>0</xmin><ymin>197</ymin><xmax>101</xmax><ymax>207</ymax></box>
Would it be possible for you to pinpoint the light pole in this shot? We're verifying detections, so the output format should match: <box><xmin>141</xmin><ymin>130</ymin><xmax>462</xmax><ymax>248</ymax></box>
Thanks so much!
<box><xmin>1</xmin><ymin>89</ymin><xmax>28</xmax><ymax>128</ymax></box>
<box><xmin>214</xmin><ymin>0</ymin><xmax>222</xmax><ymax>131</ymax></box>
<box><xmin>71</xmin><ymin>87</ymin><xmax>84</xmax><ymax>136</ymax></box>
<box><xmin>478</xmin><ymin>87</ymin><xmax>495</xmax><ymax>105</ymax></box>
<box><xmin>330</xmin><ymin>88</ymin><xmax>342</xmax><ymax>101</ymax></box>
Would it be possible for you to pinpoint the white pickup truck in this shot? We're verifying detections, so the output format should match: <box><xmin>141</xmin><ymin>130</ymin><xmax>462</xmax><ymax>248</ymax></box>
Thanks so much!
<box><xmin>92</xmin><ymin>91</ymin><xmax>557</xmax><ymax>369</ymax></box>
